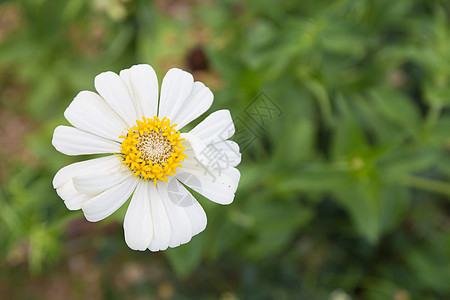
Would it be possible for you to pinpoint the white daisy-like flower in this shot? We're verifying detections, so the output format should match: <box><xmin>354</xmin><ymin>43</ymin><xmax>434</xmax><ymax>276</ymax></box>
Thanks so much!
<box><xmin>52</xmin><ymin>64</ymin><xmax>241</xmax><ymax>251</ymax></box>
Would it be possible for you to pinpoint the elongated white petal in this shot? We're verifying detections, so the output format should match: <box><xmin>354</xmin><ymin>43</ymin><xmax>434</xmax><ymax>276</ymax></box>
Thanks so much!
<box><xmin>158</xmin><ymin>182</ymin><xmax>193</xmax><ymax>248</ymax></box>
<box><xmin>124</xmin><ymin>181</ymin><xmax>153</xmax><ymax>251</ymax></box>
<box><xmin>81</xmin><ymin>176</ymin><xmax>138</xmax><ymax>222</ymax></box>
<box><xmin>148</xmin><ymin>184</ymin><xmax>171</xmax><ymax>251</ymax></box>
<box><xmin>64</xmin><ymin>91</ymin><xmax>126</xmax><ymax>142</ymax></box>
<box><xmin>53</xmin><ymin>156</ymin><xmax>118</xmax><ymax>189</ymax></box>
<box><xmin>120</xmin><ymin>64</ymin><xmax>159</xmax><ymax>119</ymax></box>
<box><xmin>73</xmin><ymin>159</ymin><xmax>130</xmax><ymax>195</ymax></box>
<box><xmin>177</xmin><ymin>134</ymin><xmax>238</xmax><ymax>204</ymax></box>
<box><xmin>214</xmin><ymin>140</ymin><xmax>241</xmax><ymax>167</ymax></box>
<box><xmin>189</xmin><ymin>110</ymin><xmax>235</xmax><ymax>144</ymax></box>
<box><xmin>177</xmin><ymin>166</ymin><xmax>236</xmax><ymax>205</ymax></box>
<box><xmin>56</xmin><ymin>181</ymin><xmax>92</xmax><ymax>211</ymax></box>
<box><xmin>52</xmin><ymin>126</ymin><xmax>121</xmax><ymax>155</ymax></box>
<box><xmin>186</xmin><ymin>139</ymin><xmax>241</xmax><ymax>168</ymax></box>
<box><xmin>94</xmin><ymin>71</ymin><xmax>138</xmax><ymax>125</ymax></box>
<box><xmin>53</xmin><ymin>156</ymin><xmax>120</xmax><ymax>210</ymax></box>
<box><xmin>221</xmin><ymin>167</ymin><xmax>241</xmax><ymax>193</ymax></box>
<box><xmin>184</xmin><ymin>199</ymin><xmax>207</xmax><ymax>236</ymax></box>
<box><xmin>167</xmin><ymin>179</ymin><xmax>207</xmax><ymax>236</ymax></box>
<box><xmin>181</xmin><ymin>132</ymin><xmax>240</xmax><ymax>171</ymax></box>
<box><xmin>172</xmin><ymin>81</ymin><xmax>213</xmax><ymax>130</ymax></box>
<box><xmin>158</xmin><ymin>68</ymin><xmax>193</xmax><ymax>121</ymax></box>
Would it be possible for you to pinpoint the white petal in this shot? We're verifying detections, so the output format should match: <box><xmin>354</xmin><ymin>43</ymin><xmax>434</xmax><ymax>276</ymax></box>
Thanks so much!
<box><xmin>158</xmin><ymin>68</ymin><xmax>193</xmax><ymax>121</ymax></box>
<box><xmin>124</xmin><ymin>181</ymin><xmax>153</xmax><ymax>251</ymax></box>
<box><xmin>52</xmin><ymin>126</ymin><xmax>121</xmax><ymax>155</ymax></box>
<box><xmin>53</xmin><ymin>156</ymin><xmax>120</xmax><ymax>210</ymax></box>
<box><xmin>222</xmin><ymin>167</ymin><xmax>241</xmax><ymax>193</ymax></box>
<box><xmin>53</xmin><ymin>156</ymin><xmax>118</xmax><ymax>189</ymax></box>
<box><xmin>189</xmin><ymin>110</ymin><xmax>235</xmax><ymax>144</ymax></box>
<box><xmin>167</xmin><ymin>179</ymin><xmax>207</xmax><ymax>236</ymax></box>
<box><xmin>94</xmin><ymin>71</ymin><xmax>138</xmax><ymax>125</ymax></box>
<box><xmin>215</xmin><ymin>140</ymin><xmax>241</xmax><ymax>167</ymax></box>
<box><xmin>184</xmin><ymin>200</ymin><xmax>207</xmax><ymax>236</ymax></box>
<box><xmin>119</xmin><ymin>64</ymin><xmax>159</xmax><ymax>119</ymax></box>
<box><xmin>192</xmin><ymin>140</ymin><xmax>241</xmax><ymax>168</ymax></box>
<box><xmin>176</xmin><ymin>133</ymin><xmax>237</xmax><ymax>205</ymax></box>
<box><xmin>176</xmin><ymin>167</ymin><xmax>236</xmax><ymax>205</ymax></box>
<box><xmin>181</xmin><ymin>132</ymin><xmax>240</xmax><ymax>171</ymax></box>
<box><xmin>56</xmin><ymin>181</ymin><xmax>92</xmax><ymax>211</ymax></box>
<box><xmin>81</xmin><ymin>176</ymin><xmax>138</xmax><ymax>222</ymax></box>
<box><xmin>64</xmin><ymin>91</ymin><xmax>127</xmax><ymax>142</ymax></box>
<box><xmin>172</xmin><ymin>81</ymin><xmax>213</xmax><ymax>130</ymax></box>
<box><xmin>181</xmin><ymin>143</ymin><xmax>241</xmax><ymax>192</ymax></box>
<box><xmin>73</xmin><ymin>159</ymin><xmax>130</xmax><ymax>195</ymax></box>
<box><xmin>158</xmin><ymin>181</ymin><xmax>193</xmax><ymax>248</ymax></box>
<box><xmin>148</xmin><ymin>184</ymin><xmax>171</xmax><ymax>251</ymax></box>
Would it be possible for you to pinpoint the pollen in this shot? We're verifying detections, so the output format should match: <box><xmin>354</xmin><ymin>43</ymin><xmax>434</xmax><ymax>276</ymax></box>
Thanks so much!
<box><xmin>119</xmin><ymin>116</ymin><xmax>187</xmax><ymax>185</ymax></box>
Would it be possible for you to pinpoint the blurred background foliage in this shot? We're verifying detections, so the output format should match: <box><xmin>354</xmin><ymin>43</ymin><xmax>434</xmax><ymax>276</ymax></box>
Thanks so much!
<box><xmin>0</xmin><ymin>0</ymin><xmax>449</xmax><ymax>299</ymax></box>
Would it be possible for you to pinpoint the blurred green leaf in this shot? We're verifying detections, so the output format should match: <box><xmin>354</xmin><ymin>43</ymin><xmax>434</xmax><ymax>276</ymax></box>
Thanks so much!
<box><xmin>165</xmin><ymin>236</ymin><xmax>206</xmax><ymax>278</ymax></box>
<box><xmin>370</xmin><ymin>87</ymin><xmax>421</xmax><ymax>136</ymax></box>
<box><xmin>276</xmin><ymin>164</ymin><xmax>350</xmax><ymax>194</ymax></box>
<box><xmin>243</xmin><ymin>201</ymin><xmax>314</xmax><ymax>259</ymax></box>
<box><xmin>335</xmin><ymin>179</ymin><xmax>382</xmax><ymax>244</ymax></box>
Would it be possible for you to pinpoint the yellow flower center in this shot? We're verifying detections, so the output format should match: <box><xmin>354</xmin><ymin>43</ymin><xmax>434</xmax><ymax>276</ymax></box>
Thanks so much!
<box><xmin>119</xmin><ymin>116</ymin><xmax>187</xmax><ymax>185</ymax></box>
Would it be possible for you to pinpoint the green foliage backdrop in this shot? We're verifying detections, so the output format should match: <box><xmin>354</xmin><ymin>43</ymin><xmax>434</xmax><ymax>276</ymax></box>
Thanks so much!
<box><xmin>0</xmin><ymin>0</ymin><xmax>449</xmax><ymax>299</ymax></box>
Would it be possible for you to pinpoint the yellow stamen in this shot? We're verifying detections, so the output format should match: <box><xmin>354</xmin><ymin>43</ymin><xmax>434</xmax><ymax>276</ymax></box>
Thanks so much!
<box><xmin>119</xmin><ymin>116</ymin><xmax>186</xmax><ymax>185</ymax></box>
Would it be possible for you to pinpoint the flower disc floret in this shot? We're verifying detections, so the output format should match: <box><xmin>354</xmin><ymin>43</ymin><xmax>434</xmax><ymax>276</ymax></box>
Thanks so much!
<box><xmin>119</xmin><ymin>116</ymin><xmax>187</xmax><ymax>185</ymax></box>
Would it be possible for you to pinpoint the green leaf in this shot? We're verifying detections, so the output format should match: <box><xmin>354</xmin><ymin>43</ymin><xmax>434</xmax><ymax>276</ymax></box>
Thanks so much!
<box><xmin>335</xmin><ymin>179</ymin><xmax>382</xmax><ymax>244</ymax></box>
<box><xmin>243</xmin><ymin>201</ymin><xmax>314</xmax><ymax>259</ymax></box>
<box><xmin>379</xmin><ymin>146</ymin><xmax>440</xmax><ymax>182</ymax></box>
<box><xmin>370</xmin><ymin>88</ymin><xmax>421</xmax><ymax>136</ymax></box>
<box><xmin>275</xmin><ymin>163</ymin><xmax>351</xmax><ymax>194</ymax></box>
<box><xmin>165</xmin><ymin>235</ymin><xmax>206</xmax><ymax>278</ymax></box>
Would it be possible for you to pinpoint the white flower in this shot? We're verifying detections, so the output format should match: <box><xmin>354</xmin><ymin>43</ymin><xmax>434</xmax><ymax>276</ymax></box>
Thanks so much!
<box><xmin>52</xmin><ymin>64</ymin><xmax>241</xmax><ymax>251</ymax></box>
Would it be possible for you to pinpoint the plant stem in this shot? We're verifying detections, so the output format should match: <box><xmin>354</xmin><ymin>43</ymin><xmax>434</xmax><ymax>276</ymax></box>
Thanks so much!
<box><xmin>403</xmin><ymin>175</ymin><xmax>450</xmax><ymax>197</ymax></box>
